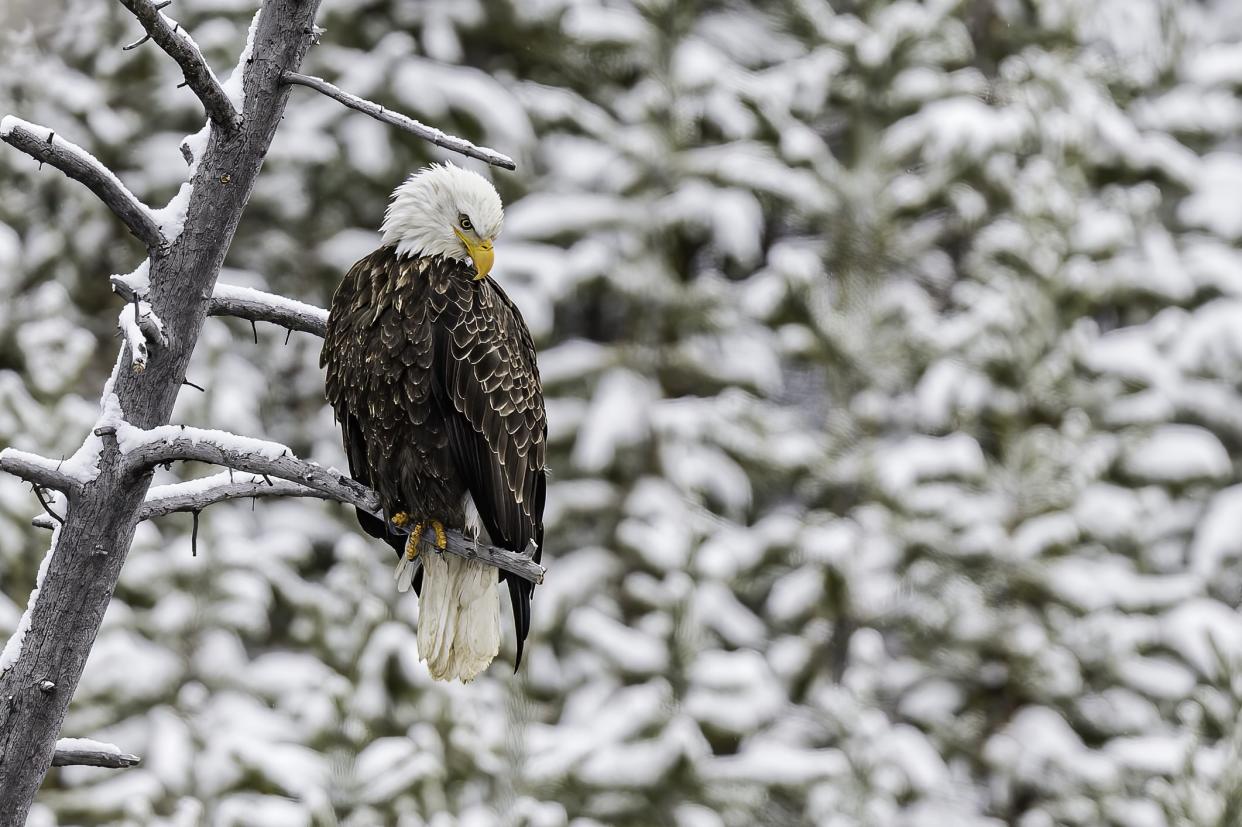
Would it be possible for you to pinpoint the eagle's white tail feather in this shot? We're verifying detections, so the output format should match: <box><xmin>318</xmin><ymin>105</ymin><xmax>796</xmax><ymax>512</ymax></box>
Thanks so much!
<box><xmin>416</xmin><ymin>551</ymin><xmax>500</xmax><ymax>681</ymax></box>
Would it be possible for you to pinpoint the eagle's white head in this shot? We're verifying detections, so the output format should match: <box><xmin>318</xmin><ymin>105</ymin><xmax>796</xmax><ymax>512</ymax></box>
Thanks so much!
<box><xmin>381</xmin><ymin>164</ymin><xmax>504</xmax><ymax>279</ymax></box>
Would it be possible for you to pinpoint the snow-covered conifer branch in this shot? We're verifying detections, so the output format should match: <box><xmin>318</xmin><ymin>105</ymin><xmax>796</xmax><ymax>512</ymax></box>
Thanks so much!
<box><xmin>116</xmin><ymin>0</ymin><xmax>241</xmax><ymax>132</ymax></box>
<box><xmin>0</xmin><ymin>450</ymin><xmax>83</xmax><ymax>494</ymax></box>
<box><xmin>209</xmin><ymin>283</ymin><xmax>329</xmax><ymax>337</ymax></box>
<box><xmin>282</xmin><ymin>71</ymin><xmax>517</xmax><ymax>170</ymax></box>
<box><xmin>0</xmin><ymin>117</ymin><xmax>165</xmax><ymax>251</ymax></box>
<box><xmin>52</xmin><ymin>739</ymin><xmax>140</xmax><ymax>769</ymax></box>
<box><xmin>118</xmin><ymin>428</ymin><xmax>544</xmax><ymax>582</ymax></box>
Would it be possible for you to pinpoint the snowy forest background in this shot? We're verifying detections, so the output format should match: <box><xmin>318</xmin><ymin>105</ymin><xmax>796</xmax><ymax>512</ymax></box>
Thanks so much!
<box><xmin>2</xmin><ymin>0</ymin><xmax>1242</xmax><ymax>824</ymax></box>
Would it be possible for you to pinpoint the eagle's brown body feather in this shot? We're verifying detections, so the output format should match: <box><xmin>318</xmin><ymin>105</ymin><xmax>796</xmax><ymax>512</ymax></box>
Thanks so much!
<box><xmin>321</xmin><ymin>245</ymin><xmax>546</xmax><ymax>662</ymax></box>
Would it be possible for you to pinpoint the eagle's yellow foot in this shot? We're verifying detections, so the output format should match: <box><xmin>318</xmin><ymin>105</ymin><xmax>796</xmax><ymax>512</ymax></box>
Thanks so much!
<box><xmin>394</xmin><ymin>520</ymin><xmax>425</xmax><ymax>593</ymax></box>
<box><xmin>430</xmin><ymin>520</ymin><xmax>448</xmax><ymax>552</ymax></box>
<box><xmin>390</xmin><ymin>511</ymin><xmax>411</xmax><ymax>529</ymax></box>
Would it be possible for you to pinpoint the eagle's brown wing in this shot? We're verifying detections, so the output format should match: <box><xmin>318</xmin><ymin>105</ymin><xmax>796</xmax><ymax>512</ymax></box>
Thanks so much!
<box><xmin>322</xmin><ymin>248</ymin><xmax>414</xmax><ymax>558</ymax></box>
<box><xmin>436</xmin><ymin>278</ymin><xmax>546</xmax><ymax>666</ymax></box>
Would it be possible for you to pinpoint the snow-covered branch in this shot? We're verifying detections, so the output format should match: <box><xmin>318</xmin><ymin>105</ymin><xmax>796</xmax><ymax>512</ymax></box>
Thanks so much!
<box><xmin>0</xmin><ymin>450</ymin><xmax>83</xmax><ymax>494</ymax></box>
<box><xmin>52</xmin><ymin>739</ymin><xmax>140</xmax><ymax>769</ymax></box>
<box><xmin>282</xmin><ymin>71</ymin><xmax>517</xmax><ymax>170</ymax></box>
<box><xmin>118</xmin><ymin>427</ymin><xmax>544</xmax><ymax>583</ymax></box>
<box><xmin>0</xmin><ymin>117</ymin><xmax>165</xmax><ymax>251</ymax></box>
<box><xmin>209</xmin><ymin>283</ymin><xmax>328</xmax><ymax>338</ymax></box>
<box><xmin>116</xmin><ymin>0</ymin><xmax>241</xmax><ymax>132</ymax></box>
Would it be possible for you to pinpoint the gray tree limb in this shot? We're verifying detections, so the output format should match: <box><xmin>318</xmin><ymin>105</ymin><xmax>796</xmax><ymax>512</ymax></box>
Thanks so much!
<box><xmin>116</xmin><ymin>0</ymin><xmax>241</xmax><ymax>132</ymax></box>
<box><xmin>51</xmin><ymin>749</ymin><xmax>141</xmax><ymax>769</ymax></box>
<box><xmin>283</xmin><ymin>71</ymin><xmax>517</xmax><ymax>170</ymax></box>
<box><xmin>209</xmin><ymin>283</ymin><xmax>328</xmax><ymax>337</ymax></box>
<box><xmin>0</xmin><ymin>2</ymin><xmax>325</xmax><ymax>821</ymax></box>
<box><xmin>0</xmin><ymin>450</ymin><xmax>84</xmax><ymax>494</ymax></box>
<box><xmin>0</xmin><ymin>118</ymin><xmax>165</xmax><ymax>251</ymax></box>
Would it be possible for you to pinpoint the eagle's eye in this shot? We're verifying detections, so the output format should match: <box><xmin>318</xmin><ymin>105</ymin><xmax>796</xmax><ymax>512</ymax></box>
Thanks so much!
<box><xmin>459</xmin><ymin>215</ymin><xmax>473</xmax><ymax>231</ymax></box>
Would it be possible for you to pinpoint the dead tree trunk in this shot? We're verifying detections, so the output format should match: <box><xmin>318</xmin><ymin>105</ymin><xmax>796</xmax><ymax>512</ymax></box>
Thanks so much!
<box><xmin>0</xmin><ymin>1</ymin><xmax>528</xmax><ymax>821</ymax></box>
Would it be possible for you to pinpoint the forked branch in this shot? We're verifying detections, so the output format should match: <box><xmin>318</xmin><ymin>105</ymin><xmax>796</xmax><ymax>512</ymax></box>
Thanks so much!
<box><xmin>0</xmin><ymin>118</ymin><xmax>165</xmax><ymax>251</ymax></box>
<box><xmin>282</xmin><ymin>71</ymin><xmax>517</xmax><ymax>170</ymax></box>
<box><xmin>116</xmin><ymin>0</ymin><xmax>241</xmax><ymax>132</ymax></box>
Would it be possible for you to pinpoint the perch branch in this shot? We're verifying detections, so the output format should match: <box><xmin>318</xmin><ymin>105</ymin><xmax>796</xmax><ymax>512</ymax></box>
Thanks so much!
<box><xmin>116</xmin><ymin>0</ymin><xmax>240</xmax><ymax>132</ymax></box>
<box><xmin>282</xmin><ymin>71</ymin><xmax>517</xmax><ymax>170</ymax></box>
<box><xmin>119</xmin><ymin>428</ymin><xmax>544</xmax><ymax>583</ymax></box>
<box><xmin>0</xmin><ymin>450</ymin><xmax>82</xmax><ymax>494</ymax></box>
<box><xmin>0</xmin><ymin>117</ymin><xmax>165</xmax><ymax>250</ymax></box>
<box><xmin>209</xmin><ymin>283</ymin><xmax>328</xmax><ymax>337</ymax></box>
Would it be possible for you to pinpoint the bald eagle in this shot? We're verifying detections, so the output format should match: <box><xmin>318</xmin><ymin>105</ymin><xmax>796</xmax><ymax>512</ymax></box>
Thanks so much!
<box><xmin>321</xmin><ymin>164</ymin><xmax>546</xmax><ymax>682</ymax></box>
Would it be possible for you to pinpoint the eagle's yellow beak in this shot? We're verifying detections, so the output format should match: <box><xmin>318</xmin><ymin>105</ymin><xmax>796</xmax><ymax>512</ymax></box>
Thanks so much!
<box><xmin>455</xmin><ymin>228</ymin><xmax>495</xmax><ymax>280</ymax></box>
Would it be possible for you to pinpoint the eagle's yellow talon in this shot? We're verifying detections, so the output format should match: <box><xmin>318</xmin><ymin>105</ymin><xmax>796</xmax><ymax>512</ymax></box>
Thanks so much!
<box><xmin>391</xmin><ymin>511</ymin><xmax>410</xmax><ymax>528</ymax></box>
<box><xmin>405</xmin><ymin>521</ymin><xmax>424</xmax><ymax>560</ymax></box>
<box><xmin>431</xmin><ymin>520</ymin><xmax>447</xmax><ymax>551</ymax></box>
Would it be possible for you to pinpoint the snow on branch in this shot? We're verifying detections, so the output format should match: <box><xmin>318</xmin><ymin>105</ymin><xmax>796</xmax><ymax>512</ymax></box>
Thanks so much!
<box><xmin>52</xmin><ymin>738</ymin><xmax>140</xmax><ymax>769</ymax></box>
<box><xmin>210</xmin><ymin>283</ymin><xmax>329</xmax><ymax>337</ymax></box>
<box><xmin>118</xmin><ymin>427</ymin><xmax>544</xmax><ymax>583</ymax></box>
<box><xmin>116</xmin><ymin>0</ymin><xmax>241</xmax><ymax>132</ymax></box>
<box><xmin>282</xmin><ymin>71</ymin><xmax>517</xmax><ymax>170</ymax></box>
<box><xmin>117</xmin><ymin>300</ymin><xmax>167</xmax><ymax>373</ymax></box>
<box><xmin>0</xmin><ymin>117</ymin><xmax>165</xmax><ymax>251</ymax></box>
<box><xmin>0</xmin><ymin>450</ymin><xmax>84</xmax><ymax>494</ymax></box>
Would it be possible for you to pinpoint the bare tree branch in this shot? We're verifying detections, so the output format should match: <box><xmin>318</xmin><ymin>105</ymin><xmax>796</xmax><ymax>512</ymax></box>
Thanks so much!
<box><xmin>0</xmin><ymin>118</ymin><xmax>165</xmax><ymax>251</ymax></box>
<box><xmin>119</xmin><ymin>429</ymin><xmax>544</xmax><ymax>583</ymax></box>
<box><xmin>282</xmin><ymin>71</ymin><xmax>517</xmax><ymax>170</ymax></box>
<box><xmin>209</xmin><ymin>283</ymin><xmax>328</xmax><ymax>338</ymax></box>
<box><xmin>116</xmin><ymin>0</ymin><xmax>241</xmax><ymax>132</ymax></box>
<box><xmin>0</xmin><ymin>450</ymin><xmax>83</xmax><ymax>494</ymax></box>
<box><xmin>51</xmin><ymin>746</ymin><xmax>141</xmax><ymax>769</ymax></box>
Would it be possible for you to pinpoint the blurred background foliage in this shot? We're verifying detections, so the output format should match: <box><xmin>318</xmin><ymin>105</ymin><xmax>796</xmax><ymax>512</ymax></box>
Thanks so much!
<box><xmin>2</xmin><ymin>0</ymin><xmax>1242</xmax><ymax>824</ymax></box>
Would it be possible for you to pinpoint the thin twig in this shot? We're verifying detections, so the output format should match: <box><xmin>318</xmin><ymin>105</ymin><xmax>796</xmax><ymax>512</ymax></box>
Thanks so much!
<box><xmin>116</xmin><ymin>0</ymin><xmax>240</xmax><ymax>132</ymax></box>
<box><xmin>31</xmin><ymin>486</ymin><xmax>64</xmax><ymax>526</ymax></box>
<box><xmin>190</xmin><ymin>510</ymin><xmax>200</xmax><ymax>556</ymax></box>
<box><xmin>121</xmin><ymin>33</ymin><xmax>151</xmax><ymax>51</ymax></box>
<box><xmin>282</xmin><ymin>71</ymin><xmax>517</xmax><ymax>170</ymax></box>
<box><xmin>0</xmin><ymin>118</ymin><xmax>165</xmax><ymax>250</ymax></box>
